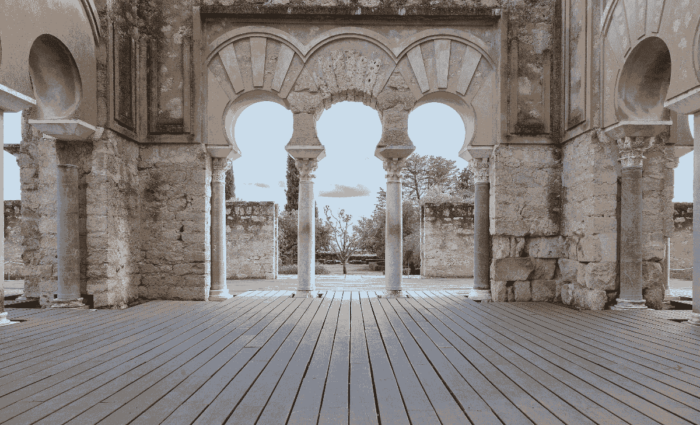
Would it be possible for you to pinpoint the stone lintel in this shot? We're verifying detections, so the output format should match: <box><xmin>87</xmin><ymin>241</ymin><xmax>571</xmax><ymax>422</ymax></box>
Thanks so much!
<box><xmin>603</xmin><ymin>121</ymin><xmax>672</xmax><ymax>140</ymax></box>
<box><xmin>664</xmin><ymin>86</ymin><xmax>700</xmax><ymax>115</ymax></box>
<box><xmin>28</xmin><ymin>119</ymin><xmax>97</xmax><ymax>142</ymax></box>
<box><xmin>0</xmin><ymin>83</ymin><xmax>36</xmax><ymax>112</ymax></box>
<box><xmin>207</xmin><ymin>145</ymin><xmax>239</xmax><ymax>160</ymax></box>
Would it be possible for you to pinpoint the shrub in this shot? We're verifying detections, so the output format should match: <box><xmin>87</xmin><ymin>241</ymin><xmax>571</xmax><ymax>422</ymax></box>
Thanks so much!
<box><xmin>278</xmin><ymin>263</ymin><xmax>332</xmax><ymax>275</ymax></box>
<box><xmin>315</xmin><ymin>263</ymin><xmax>331</xmax><ymax>275</ymax></box>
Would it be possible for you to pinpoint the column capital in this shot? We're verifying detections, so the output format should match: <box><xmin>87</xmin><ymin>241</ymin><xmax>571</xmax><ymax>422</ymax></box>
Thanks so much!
<box><xmin>383</xmin><ymin>158</ymin><xmax>407</xmax><ymax>182</ymax></box>
<box><xmin>295</xmin><ymin>158</ymin><xmax>318</xmax><ymax>181</ymax></box>
<box><xmin>616</xmin><ymin>136</ymin><xmax>656</xmax><ymax>168</ymax></box>
<box><xmin>470</xmin><ymin>157</ymin><xmax>490</xmax><ymax>184</ymax></box>
<box><xmin>212</xmin><ymin>157</ymin><xmax>231</xmax><ymax>183</ymax></box>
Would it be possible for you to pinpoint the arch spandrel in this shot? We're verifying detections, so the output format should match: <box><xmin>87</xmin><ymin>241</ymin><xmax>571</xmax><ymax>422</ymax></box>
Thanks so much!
<box><xmin>205</xmin><ymin>25</ymin><xmax>499</xmax><ymax>153</ymax></box>
<box><xmin>0</xmin><ymin>0</ymin><xmax>98</xmax><ymax>123</ymax></box>
<box><xmin>601</xmin><ymin>0</ymin><xmax>700</xmax><ymax>123</ymax></box>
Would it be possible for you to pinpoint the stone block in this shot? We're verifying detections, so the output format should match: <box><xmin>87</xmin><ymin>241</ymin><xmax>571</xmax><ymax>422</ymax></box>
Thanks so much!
<box><xmin>565</xmin><ymin>237</ymin><xmax>578</xmax><ymax>261</ymax></box>
<box><xmin>584</xmin><ymin>262</ymin><xmax>617</xmax><ymax>291</ymax></box>
<box><xmin>531</xmin><ymin>259</ymin><xmax>557</xmax><ymax>280</ymax></box>
<box><xmin>643</xmin><ymin>286</ymin><xmax>664</xmax><ymax>310</ymax></box>
<box><xmin>554</xmin><ymin>280</ymin><xmax>563</xmax><ymax>303</ymax></box>
<box><xmin>531</xmin><ymin>280</ymin><xmax>556</xmax><ymax>302</ymax></box>
<box><xmin>583</xmin><ymin>216</ymin><xmax>617</xmax><ymax>235</ymax></box>
<box><xmin>492</xmin><ymin>236</ymin><xmax>511</xmax><ymax>260</ymax></box>
<box><xmin>507</xmin><ymin>286</ymin><xmax>515</xmax><ymax>302</ymax></box>
<box><xmin>491</xmin><ymin>258</ymin><xmax>534</xmax><ymax>281</ymax></box>
<box><xmin>514</xmin><ymin>281</ymin><xmax>531</xmax><ymax>302</ymax></box>
<box><xmin>573</xmin><ymin>284</ymin><xmax>607</xmax><ymax>310</ymax></box>
<box><xmin>558</xmin><ymin>259</ymin><xmax>579</xmax><ymax>283</ymax></box>
<box><xmin>643</xmin><ymin>232</ymin><xmax>665</xmax><ymax>261</ymax></box>
<box><xmin>642</xmin><ymin>261</ymin><xmax>663</xmax><ymax>290</ymax></box>
<box><xmin>576</xmin><ymin>262</ymin><xmax>587</xmax><ymax>286</ymax></box>
<box><xmin>491</xmin><ymin>281</ymin><xmax>508</xmax><ymax>302</ymax></box>
<box><xmin>577</xmin><ymin>235</ymin><xmax>601</xmax><ymax>262</ymax></box>
<box><xmin>598</xmin><ymin>233</ymin><xmax>617</xmax><ymax>261</ymax></box>
<box><xmin>526</xmin><ymin>237</ymin><xmax>566</xmax><ymax>258</ymax></box>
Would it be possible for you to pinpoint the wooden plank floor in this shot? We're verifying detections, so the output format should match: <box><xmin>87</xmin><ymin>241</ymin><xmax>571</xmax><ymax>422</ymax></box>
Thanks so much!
<box><xmin>1</xmin><ymin>291</ymin><xmax>700</xmax><ymax>425</ymax></box>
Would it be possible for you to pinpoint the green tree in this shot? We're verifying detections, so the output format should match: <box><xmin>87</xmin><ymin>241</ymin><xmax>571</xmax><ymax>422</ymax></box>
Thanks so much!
<box><xmin>401</xmin><ymin>153</ymin><xmax>458</xmax><ymax>202</ymax></box>
<box><xmin>284</xmin><ymin>155</ymin><xmax>299</xmax><ymax>211</ymax></box>
<box><xmin>324</xmin><ymin>206</ymin><xmax>359</xmax><ymax>274</ymax></box>
<box><xmin>225</xmin><ymin>167</ymin><xmax>235</xmax><ymax>200</ymax></box>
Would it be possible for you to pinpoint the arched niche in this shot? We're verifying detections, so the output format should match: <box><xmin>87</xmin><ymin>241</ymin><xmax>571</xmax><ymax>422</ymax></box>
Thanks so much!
<box><xmin>616</xmin><ymin>37</ymin><xmax>672</xmax><ymax>122</ymax></box>
<box><xmin>411</xmin><ymin>92</ymin><xmax>475</xmax><ymax>161</ymax></box>
<box><xmin>29</xmin><ymin>35</ymin><xmax>83</xmax><ymax>120</ymax></box>
<box><xmin>0</xmin><ymin>0</ymin><xmax>97</xmax><ymax>123</ymax></box>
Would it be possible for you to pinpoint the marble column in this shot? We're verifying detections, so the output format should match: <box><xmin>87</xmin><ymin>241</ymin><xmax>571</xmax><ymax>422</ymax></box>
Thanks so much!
<box><xmin>209</xmin><ymin>158</ymin><xmax>233</xmax><ymax>301</ymax></box>
<box><xmin>51</xmin><ymin>164</ymin><xmax>87</xmax><ymax>309</ymax></box>
<box><xmin>0</xmin><ymin>110</ymin><xmax>15</xmax><ymax>325</ymax></box>
<box><xmin>383</xmin><ymin>158</ymin><xmax>406</xmax><ymax>298</ymax></box>
<box><xmin>691</xmin><ymin>113</ymin><xmax>700</xmax><ymax>325</ymax></box>
<box><xmin>469</xmin><ymin>157</ymin><xmax>492</xmax><ymax>301</ymax></box>
<box><xmin>295</xmin><ymin>158</ymin><xmax>318</xmax><ymax>298</ymax></box>
<box><xmin>611</xmin><ymin>136</ymin><xmax>655</xmax><ymax>310</ymax></box>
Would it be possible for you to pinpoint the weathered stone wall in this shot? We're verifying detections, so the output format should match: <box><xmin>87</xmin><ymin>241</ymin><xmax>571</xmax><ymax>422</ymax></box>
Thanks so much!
<box><xmin>227</xmin><ymin>201</ymin><xmax>278</xmax><ymax>280</ymax></box>
<box><xmin>138</xmin><ymin>145</ymin><xmax>211</xmax><ymax>301</ymax></box>
<box><xmin>420</xmin><ymin>203</ymin><xmax>474</xmax><ymax>278</ymax></box>
<box><xmin>672</xmin><ymin>202</ymin><xmax>693</xmax><ymax>280</ymax></box>
<box><xmin>4</xmin><ymin>201</ymin><xmax>24</xmax><ymax>280</ymax></box>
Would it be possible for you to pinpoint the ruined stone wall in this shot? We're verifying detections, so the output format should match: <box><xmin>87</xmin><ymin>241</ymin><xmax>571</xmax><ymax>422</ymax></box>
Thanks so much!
<box><xmin>555</xmin><ymin>130</ymin><xmax>675</xmax><ymax>310</ymax></box>
<box><xmin>672</xmin><ymin>202</ymin><xmax>693</xmax><ymax>280</ymax></box>
<box><xmin>420</xmin><ymin>203</ymin><xmax>474</xmax><ymax>278</ymax></box>
<box><xmin>86</xmin><ymin>131</ymin><xmax>142</xmax><ymax>308</ymax></box>
<box><xmin>4</xmin><ymin>201</ymin><xmax>24</xmax><ymax>280</ymax></box>
<box><xmin>138</xmin><ymin>144</ymin><xmax>211</xmax><ymax>301</ymax></box>
<box><xmin>227</xmin><ymin>201</ymin><xmax>278</xmax><ymax>280</ymax></box>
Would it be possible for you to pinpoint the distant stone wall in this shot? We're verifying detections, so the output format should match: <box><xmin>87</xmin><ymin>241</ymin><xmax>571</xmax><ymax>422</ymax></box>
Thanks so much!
<box><xmin>227</xmin><ymin>201</ymin><xmax>278</xmax><ymax>280</ymax></box>
<box><xmin>420</xmin><ymin>203</ymin><xmax>474</xmax><ymax>278</ymax></box>
<box><xmin>4</xmin><ymin>201</ymin><xmax>24</xmax><ymax>280</ymax></box>
<box><xmin>671</xmin><ymin>202</ymin><xmax>692</xmax><ymax>280</ymax></box>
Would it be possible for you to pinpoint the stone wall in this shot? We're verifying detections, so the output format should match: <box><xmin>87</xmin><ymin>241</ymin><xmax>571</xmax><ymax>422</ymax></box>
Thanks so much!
<box><xmin>227</xmin><ymin>201</ymin><xmax>278</xmax><ymax>280</ymax></box>
<box><xmin>4</xmin><ymin>201</ymin><xmax>24</xmax><ymax>280</ymax></box>
<box><xmin>138</xmin><ymin>145</ymin><xmax>212</xmax><ymax>301</ymax></box>
<box><xmin>671</xmin><ymin>202</ymin><xmax>692</xmax><ymax>280</ymax></box>
<box><xmin>420</xmin><ymin>203</ymin><xmax>474</xmax><ymax>278</ymax></box>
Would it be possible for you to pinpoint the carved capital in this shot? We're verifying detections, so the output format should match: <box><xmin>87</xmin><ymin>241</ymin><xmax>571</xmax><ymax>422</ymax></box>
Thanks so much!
<box><xmin>212</xmin><ymin>158</ymin><xmax>231</xmax><ymax>183</ymax></box>
<box><xmin>295</xmin><ymin>158</ymin><xmax>318</xmax><ymax>181</ymax></box>
<box><xmin>470</xmin><ymin>157</ymin><xmax>490</xmax><ymax>183</ymax></box>
<box><xmin>616</xmin><ymin>136</ymin><xmax>655</xmax><ymax>168</ymax></box>
<box><xmin>383</xmin><ymin>158</ymin><xmax>407</xmax><ymax>182</ymax></box>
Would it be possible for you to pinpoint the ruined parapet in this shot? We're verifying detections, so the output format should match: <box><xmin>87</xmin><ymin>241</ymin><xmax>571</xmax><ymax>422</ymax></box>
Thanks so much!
<box><xmin>4</xmin><ymin>201</ymin><xmax>24</xmax><ymax>280</ymax></box>
<box><xmin>671</xmin><ymin>202</ymin><xmax>693</xmax><ymax>280</ymax></box>
<box><xmin>227</xmin><ymin>201</ymin><xmax>278</xmax><ymax>280</ymax></box>
<box><xmin>420</xmin><ymin>203</ymin><xmax>474</xmax><ymax>278</ymax></box>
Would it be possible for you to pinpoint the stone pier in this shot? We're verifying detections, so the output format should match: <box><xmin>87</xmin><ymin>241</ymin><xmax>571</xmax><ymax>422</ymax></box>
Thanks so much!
<box><xmin>51</xmin><ymin>164</ymin><xmax>87</xmax><ymax>309</ymax></box>
<box><xmin>469</xmin><ymin>153</ymin><xmax>492</xmax><ymax>301</ymax></box>
<box><xmin>209</xmin><ymin>157</ymin><xmax>233</xmax><ymax>302</ymax></box>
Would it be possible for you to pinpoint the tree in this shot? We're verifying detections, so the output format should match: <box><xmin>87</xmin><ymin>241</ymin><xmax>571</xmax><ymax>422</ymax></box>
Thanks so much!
<box><xmin>324</xmin><ymin>206</ymin><xmax>359</xmax><ymax>274</ymax></box>
<box><xmin>454</xmin><ymin>166</ymin><xmax>475</xmax><ymax>198</ymax></box>
<box><xmin>284</xmin><ymin>155</ymin><xmax>299</xmax><ymax>211</ymax></box>
<box><xmin>401</xmin><ymin>153</ymin><xmax>458</xmax><ymax>202</ymax></box>
<box><xmin>278</xmin><ymin>210</ymin><xmax>298</xmax><ymax>265</ymax></box>
<box><xmin>225</xmin><ymin>167</ymin><xmax>235</xmax><ymax>200</ymax></box>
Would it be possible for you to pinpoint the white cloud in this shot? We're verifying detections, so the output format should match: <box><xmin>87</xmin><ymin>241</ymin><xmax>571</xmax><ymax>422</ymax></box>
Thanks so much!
<box><xmin>320</xmin><ymin>184</ymin><xmax>371</xmax><ymax>198</ymax></box>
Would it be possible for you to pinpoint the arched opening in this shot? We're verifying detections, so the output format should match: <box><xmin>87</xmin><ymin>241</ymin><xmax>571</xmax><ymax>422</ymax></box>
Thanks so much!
<box><xmin>28</xmin><ymin>34</ymin><xmax>82</xmax><ymax>119</ymax></box>
<box><xmin>616</xmin><ymin>37</ymin><xmax>672</xmax><ymax>121</ymax></box>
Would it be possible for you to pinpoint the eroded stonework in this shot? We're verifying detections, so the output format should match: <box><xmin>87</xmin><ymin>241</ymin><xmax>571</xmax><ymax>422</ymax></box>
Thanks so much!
<box><xmin>420</xmin><ymin>203</ymin><xmax>475</xmax><ymax>278</ymax></box>
<box><xmin>226</xmin><ymin>202</ymin><xmax>278</xmax><ymax>280</ymax></box>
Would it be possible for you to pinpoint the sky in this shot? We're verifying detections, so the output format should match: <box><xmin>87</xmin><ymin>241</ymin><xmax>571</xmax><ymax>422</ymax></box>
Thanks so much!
<box><xmin>2</xmin><ymin>108</ymin><xmax>696</xmax><ymax>224</ymax></box>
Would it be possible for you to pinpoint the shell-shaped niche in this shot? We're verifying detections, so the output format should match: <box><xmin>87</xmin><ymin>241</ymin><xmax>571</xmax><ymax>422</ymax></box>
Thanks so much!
<box><xmin>28</xmin><ymin>34</ymin><xmax>82</xmax><ymax>119</ymax></box>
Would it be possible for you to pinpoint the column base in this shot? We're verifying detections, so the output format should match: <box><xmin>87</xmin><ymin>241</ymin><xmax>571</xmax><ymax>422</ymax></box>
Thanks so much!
<box><xmin>209</xmin><ymin>290</ymin><xmax>233</xmax><ymax>302</ymax></box>
<box><xmin>0</xmin><ymin>312</ymin><xmax>18</xmax><ymax>327</ymax></box>
<box><xmin>381</xmin><ymin>290</ymin><xmax>407</xmax><ymax>299</ymax></box>
<box><xmin>293</xmin><ymin>290</ymin><xmax>319</xmax><ymax>298</ymax></box>
<box><xmin>468</xmin><ymin>288</ymin><xmax>492</xmax><ymax>302</ymax></box>
<box><xmin>610</xmin><ymin>299</ymin><xmax>648</xmax><ymax>310</ymax></box>
<box><xmin>49</xmin><ymin>298</ymin><xmax>89</xmax><ymax>309</ymax></box>
<box><xmin>688</xmin><ymin>313</ymin><xmax>700</xmax><ymax>326</ymax></box>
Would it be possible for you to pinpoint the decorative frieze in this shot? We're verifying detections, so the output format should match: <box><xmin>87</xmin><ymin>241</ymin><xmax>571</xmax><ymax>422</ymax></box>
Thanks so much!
<box><xmin>295</xmin><ymin>158</ymin><xmax>318</xmax><ymax>181</ymax></box>
<box><xmin>470</xmin><ymin>157</ymin><xmax>490</xmax><ymax>183</ymax></box>
<box><xmin>383</xmin><ymin>158</ymin><xmax>406</xmax><ymax>182</ymax></box>
<box><xmin>212</xmin><ymin>157</ymin><xmax>231</xmax><ymax>183</ymax></box>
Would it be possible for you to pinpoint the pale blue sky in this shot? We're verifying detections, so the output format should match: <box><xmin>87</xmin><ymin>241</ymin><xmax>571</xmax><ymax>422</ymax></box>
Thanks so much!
<box><xmin>2</xmin><ymin>108</ymin><xmax>695</xmax><ymax>223</ymax></box>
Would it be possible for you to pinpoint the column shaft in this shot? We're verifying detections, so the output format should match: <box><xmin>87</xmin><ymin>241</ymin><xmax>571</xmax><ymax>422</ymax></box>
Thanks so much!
<box><xmin>691</xmin><ymin>113</ymin><xmax>700</xmax><ymax>324</ymax></box>
<box><xmin>209</xmin><ymin>160</ymin><xmax>232</xmax><ymax>301</ymax></box>
<box><xmin>473</xmin><ymin>181</ymin><xmax>491</xmax><ymax>291</ymax></box>
<box><xmin>619</xmin><ymin>166</ymin><xmax>644</xmax><ymax>301</ymax></box>
<box><xmin>52</xmin><ymin>164</ymin><xmax>86</xmax><ymax>308</ymax></box>
<box><xmin>385</xmin><ymin>178</ymin><xmax>403</xmax><ymax>292</ymax></box>
<box><xmin>297</xmin><ymin>179</ymin><xmax>315</xmax><ymax>292</ymax></box>
<box><xmin>0</xmin><ymin>111</ymin><xmax>11</xmax><ymax>325</ymax></box>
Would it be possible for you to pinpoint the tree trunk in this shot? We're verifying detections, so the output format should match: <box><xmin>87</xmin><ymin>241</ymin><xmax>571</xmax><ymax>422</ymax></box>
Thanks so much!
<box><xmin>342</xmin><ymin>261</ymin><xmax>347</xmax><ymax>275</ymax></box>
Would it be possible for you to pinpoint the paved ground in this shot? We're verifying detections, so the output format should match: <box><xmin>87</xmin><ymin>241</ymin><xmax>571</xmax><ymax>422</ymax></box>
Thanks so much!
<box><xmin>1</xmin><ymin>291</ymin><xmax>698</xmax><ymax>424</ymax></box>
